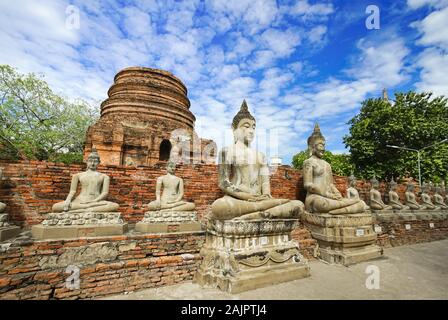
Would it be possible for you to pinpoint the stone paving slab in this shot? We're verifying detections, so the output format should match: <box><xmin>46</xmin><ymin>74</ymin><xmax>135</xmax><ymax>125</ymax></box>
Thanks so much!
<box><xmin>101</xmin><ymin>239</ymin><xmax>448</xmax><ymax>300</ymax></box>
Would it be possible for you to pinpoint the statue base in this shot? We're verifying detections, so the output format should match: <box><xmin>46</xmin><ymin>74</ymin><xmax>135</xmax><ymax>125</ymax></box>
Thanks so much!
<box><xmin>371</xmin><ymin>210</ymin><xmax>397</xmax><ymax>222</ymax></box>
<box><xmin>301</xmin><ymin>211</ymin><xmax>383</xmax><ymax>266</ymax></box>
<box><xmin>411</xmin><ymin>210</ymin><xmax>436</xmax><ymax>220</ymax></box>
<box><xmin>32</xmin><ymin>211</ymin><xmax>128</xmax><ymax>240</ymax></box>
<box><xmin>0</xmin><ymin>226</ymin><xmax>21</xmax><ymax>242</ymax></box>
<box><xmin>135</xmin><ymin>210</ymin><xmax>202</xmax><ymax>233</ymax></box>
<box><xmin>194</xmin><ymin>218</ymin><xmax>310</xmax><ymax>294</ymax></box>
<box><xmin>31</xmin><ymin>223</ymin><xmax>128</xmax><ymax>240</ymax></box>
<box><xmin>135</xmin><ymin>222</ymin><xmax>202</xmax><ymax>233</ymax></box>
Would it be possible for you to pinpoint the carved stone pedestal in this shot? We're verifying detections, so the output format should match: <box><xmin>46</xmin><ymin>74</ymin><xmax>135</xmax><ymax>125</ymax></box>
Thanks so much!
<box><xmin>411</xmin><ymin>210</ymin><xmax>435</xmax><ymax>221</ymax></box>
<box><xmin>194</xmin><ymin>219</ymin><xmax>310</xmax><ymax>294</ymax></box>
<box><xmin>135</xmin><ymin>211</ymin><xmax>202</xmax><ymax>233</ymax></box>
<box><xmin>31</xmin><ymin>212</ymin><xmax>128</xmax><ymax>240</ymax></box>
<box><xmin>301</xmin><ymin>211</ymin><xmax>383</xmax><ymax>266</ymax></box>
<box><xmin>372</xmin><ymin>210</ymin><xmax>397</xmax><ymax>223</ymax></box>
<box><xmin>0</xmin><ymin>214</ymin><xmax>21</xmax><ymax>242</ymax></box>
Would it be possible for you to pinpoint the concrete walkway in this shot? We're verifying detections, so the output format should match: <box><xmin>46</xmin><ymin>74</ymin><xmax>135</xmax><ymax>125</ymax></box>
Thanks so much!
<box><xmin>101</xmin><ymin>239</ymin><xmax>448</xmax><ymax>300</ymax></box>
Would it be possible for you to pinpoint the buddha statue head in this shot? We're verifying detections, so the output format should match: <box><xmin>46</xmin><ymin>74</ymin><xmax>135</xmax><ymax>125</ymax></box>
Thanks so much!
<box><xmin>370</xmin><ymin>175</ymin><xmax>379</xmax><ymax>190</ymax></box>
<box><xmin>166</xmin><ymin>160</ymin><xmax>176</xmax><ymax>175</ymax></box>
<box><xmin>86</xmin><ymin>148</ymin><xmax>100</xmax><ymax>171</ymax></box>
<box><xmin>406</xmin><ymin>181</ymin><xmax>415</xmax><ymax>192</ymax></box>
<box><xmin>307</xmin><ymin>123</ymin><xmax>326</xmax><ymax>158</ymax></box>
<box><xmin>232</xmin><ymin>100</ymin><xmax>256</xmax><ymax>145</ymax></box>
<box><xmin>435</xmin><ymin>184</ymin><xmax>442</xmax><ymax>195</ymax></box>
<box><xmin>389</xmin><ymin>177</ymin><xmax>397</xmax><ymax>191</ymax></box>
<box><xmin>348</xmin><ymin>172</ymin><xmax>357</xmax><ymax>187</ymax></box>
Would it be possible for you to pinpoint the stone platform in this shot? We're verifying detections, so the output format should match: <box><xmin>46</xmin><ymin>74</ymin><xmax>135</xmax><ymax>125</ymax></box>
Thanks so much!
<box><xmin>301</xmin><ymin>211</ymin><xmax>383</xmax><ymax>266</ymax></box>
<box><xmin>194</xmin><ymin>218</ymin><xmax>310</xmax><ymax>294</ymax></box>
<box><xmin>31</xmin><ymin>211</ymin><xmax>127</xmax><ymax>240</ymax></box>
<box><xmin>31</xmin><ymin>223</ymin><xmax>128</xmax><ymax>240</ymax></box>
<box><xmin>135</xmin><ymin>210</ymin><xmax>202</xmax><ymax>233</ymax></box>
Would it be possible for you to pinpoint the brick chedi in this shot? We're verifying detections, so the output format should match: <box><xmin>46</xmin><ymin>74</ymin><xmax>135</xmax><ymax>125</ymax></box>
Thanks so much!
<box><xmin>84</xmin><ymin>67</ymin><xmax>215</xmax><ymax>166</ymax></box>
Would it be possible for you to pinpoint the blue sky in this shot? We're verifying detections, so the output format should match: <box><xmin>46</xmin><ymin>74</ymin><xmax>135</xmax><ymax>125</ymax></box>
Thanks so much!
<box><xmin>1</xmin><ymin>0</ymin><xmax>447</xmax><ymax>164</ymax></box>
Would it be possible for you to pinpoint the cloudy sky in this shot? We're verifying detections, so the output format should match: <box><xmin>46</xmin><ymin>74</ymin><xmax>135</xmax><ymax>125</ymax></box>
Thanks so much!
<box><xmin>0</xmin><ymin>0</ymin><xmax>447</xmax><ymax>164</ymax></box>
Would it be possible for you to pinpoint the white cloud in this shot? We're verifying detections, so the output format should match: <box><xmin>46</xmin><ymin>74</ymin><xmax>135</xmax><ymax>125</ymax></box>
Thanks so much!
<box><xmin>407</xmin><ymin>0</ymin><xmax>448</xmax><ymax>9</ymax></box>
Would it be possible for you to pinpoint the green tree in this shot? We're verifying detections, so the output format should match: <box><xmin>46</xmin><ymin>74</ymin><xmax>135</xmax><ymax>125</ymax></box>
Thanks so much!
<box><xmin>292</xmin><ymin>150</ymin><xmax>354</xmax><ymax>176</ymax></box>
<box><xmin>343</xmin><ymin>91</ymin><xmax>448</xmax><ymax>182</ymax></box>
<box><xmin>0</xmin><ymin>65</ymin><xmax>98</xmax><ymax>163</ymax></box>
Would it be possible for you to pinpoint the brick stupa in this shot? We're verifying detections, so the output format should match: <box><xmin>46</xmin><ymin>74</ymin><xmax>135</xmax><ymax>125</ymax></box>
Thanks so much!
<box><xmin>84</xmin><ymin>67</ymin><xmax>215</xmax><ymax>166</ymax></box>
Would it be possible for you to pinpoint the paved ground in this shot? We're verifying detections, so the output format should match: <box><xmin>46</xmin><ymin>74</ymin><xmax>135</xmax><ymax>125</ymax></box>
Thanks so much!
<box><xmin>102</xmin><ymin>239</ymin><xmax>448</xmax><ymax>300</ymax></box>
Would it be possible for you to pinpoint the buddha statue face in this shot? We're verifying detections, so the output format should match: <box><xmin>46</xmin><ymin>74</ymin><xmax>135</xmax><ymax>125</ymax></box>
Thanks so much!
<box><xmin>167</xmin><ymin>161</ymin><xmax>176</xmax><ymax>174</ymax></box>
<box><xmin>234</xmin><ymin>118</ymin><xmax>255</xmax><ymax>145</ymax></box>
<box><xmin>407</xmin><ymin>184</ymin><xmax>415</xmax><ymax>192</ymax></box>
<box><xmin>390</xmin><ymin>183</ymin><xmax>397</xmax><ymax>191</ymax></box>
<box><xmin>311</xmin><ymin>139</ymin><xmax>325</xmax><ymax>158</ymax></box>
<box><xmin>87</xmin><ymin>156</ymin><xmax>99</xmax><ymax>171</ymax></box>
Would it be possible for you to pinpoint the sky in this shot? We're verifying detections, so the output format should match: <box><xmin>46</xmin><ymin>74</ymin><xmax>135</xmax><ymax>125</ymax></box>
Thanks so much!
<box><xmin>0</xmin><ymin>0</ymin><xmax>447</xmax><ymax>165</ymax></box>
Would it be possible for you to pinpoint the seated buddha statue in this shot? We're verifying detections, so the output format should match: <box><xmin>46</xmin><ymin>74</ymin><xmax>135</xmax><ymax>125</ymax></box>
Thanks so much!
<box><xmin>388</xmin><ymin>177</ymin><xmax>409</xmax><ymax>210</ymax></box>
<box><xmin>369</xmin><ymin>176</ymin><xmax>392</xmax><ymax>210</ymax></box>
<box><xmin>346</xmin><ymin>173</ymin><xmax>369</xmax><ymax>210</ymax></box>
<box><xmin>434</xmin><ymin>184</ymin><xmax>448</xmax><ymax>209</ymax></box>
<box><xmin>404</xmin><ymin>182</ymin><xmax>421</xmax><ymax>210</ymax></box>
<box><xmin>420</xmin><ymin>182</ymin><xmax>438</xmax><ymax>210</ymax></box>
<box><xmin>210</xmin><ymin>100</ymin><xmax>304</xmax><ymax>220</ymax></box>
<box><xmin>303</xmin><ymin>124</ymin><xmax>365</xmax><ymax>214</ymax></box>
<box><xmin>145</xmin><ymin>161</ymin><xmax>196</xmax><ymax>212</ymax></box>
<box><xmin>52</xmin><ymin>149</ymin><xmax>119</xmax><ymax>213</ymax></box>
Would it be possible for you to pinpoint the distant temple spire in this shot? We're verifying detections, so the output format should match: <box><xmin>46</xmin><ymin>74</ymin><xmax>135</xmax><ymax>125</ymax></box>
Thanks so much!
<box><xmin>382</xmin><ymin>88</ymin><xmax>389</xmax><ymax>102</ymax></box>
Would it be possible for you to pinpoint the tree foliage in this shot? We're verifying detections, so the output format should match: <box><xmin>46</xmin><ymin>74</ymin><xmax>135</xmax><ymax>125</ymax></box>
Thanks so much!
<box><xmin>292</xmin><ymin>150</ymin><xmax>354</xmax><ymax>176</ymax></box>
<box><xmin>0</xmin><ymin>65</ymin><xmax>98</xmax><ymax>163</ymax></box>
<box><xmin>343</xmin><ymin>91</ymin><xmax>448</xmax><ymax>182</ymax></box>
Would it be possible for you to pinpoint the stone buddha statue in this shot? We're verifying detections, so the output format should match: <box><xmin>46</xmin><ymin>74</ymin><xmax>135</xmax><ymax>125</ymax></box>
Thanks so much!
<box><xmin>52</xmin><ymin>149</ymin><xmax>119</xmax><ymax>213</ymax></box>
<box><xmin>210</xmin><ymin>100</ymin><xmax>304</xmax><ymax>220</ymax></box>
<box><xmin>388</xmin><ymin>177</ymin><xmax>409</xmax><ymax>210</ymax></box>
<box><xmin>404</xmin><ymin>182</ymin><xmax>421</xmax><ymax>210</ymax></box>
<box><xmin>434</xmin><ymin>184</ymin><xmax>448</xmax><ymax>209</ymax></box>
<box><xmin>0</xmin><ymin>169</ymin><xmax>5</xmax><ymax>213</ymax></box>
<box><xmin>303</xmin><ymin>124</ymin><xmax>365</xmax><ymax>214</ymax></box>
<box><xmin>420</xmin><ymin>182</ymin><xmax>438</xmax><ymax>210</ymax></box>
<box><xmin>145</xmin><ymin>161</ymin><xmax>196</xmax><ymax>212</ymax></box>
<box><xmin>369</xmin><ymin>176</ymin><xmax>392</xmax><ymax>211</ymax></box>
<box><xmin>346</xmin><ymin>173</ymin><xmax>369</xmax><ymax>210</ymax></box>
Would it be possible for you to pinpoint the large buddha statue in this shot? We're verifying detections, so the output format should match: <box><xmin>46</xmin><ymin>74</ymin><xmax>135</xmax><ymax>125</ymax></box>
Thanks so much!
<box><xmin>346</xmin><ymin>173</ymin><xmax>369</xmax><ymax>210</ymax></box>
<box><xmin>145</xmin><ymin>161</ymin><xmax>196</xmax><ymax>212</ymax></box>
<box><xmin>388</xmin><ymin>177</ymin><xmax>409</xmax><ymax>210</ymax></box>
<box><xmin>210</xmin><ymin>100</ymin><xmax>304</xmax><ymax>220</ymax></box>
<box><xmin>369</xmin><ymin>176</ymin><xmax>392</xmax><ymax>211</ymax></box>
<box><xmin>303</xmin><ymin>124</ymin><xmax>365</xmax><ymax>214</ymax></box>
<box><xmin>404</xmin><ymin>182</ymin><xmax>421</xmax><ymax>210</ymax></box>
<box><xmin>434</xmin><ymin>184</ymin><xmax>448</xmax><ymax>209</ymax></box>
<box><xmin>420</xmin><ymin>182</ymin><xmax>438</xmax><ymax>210</ymax></box>
<box><xmin>52</xmin><ymin>149</ymin><xmax>119</xmax><ymax>213</ymax></box>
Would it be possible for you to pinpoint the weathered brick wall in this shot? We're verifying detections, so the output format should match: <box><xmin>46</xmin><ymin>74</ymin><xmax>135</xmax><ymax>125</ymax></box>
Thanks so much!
<box><xmin>0</xmin><ymin>232</ymin><xmax>204</xmax><ymax>300</ymax></box>
<box><xmin>0</xmin><ymin>160</ymin><xmax>307</xmax><ymax>228</ymax></box>
<box><xmin>0</xmin><ymin>227</ymin><xmax>319</xmax><ymax>300</ymax></box>
<box><xmin>375</xmin><ymin>218</ymin><xmax>448</xmax><ymax>248</ymax></box>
